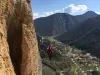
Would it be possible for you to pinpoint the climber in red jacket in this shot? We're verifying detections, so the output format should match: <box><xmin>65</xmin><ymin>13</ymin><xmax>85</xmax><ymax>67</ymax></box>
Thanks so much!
<box><xmin>47</xmin><ymin>44</ymin><xmax>55</xmax><ymax>60</ymax></box>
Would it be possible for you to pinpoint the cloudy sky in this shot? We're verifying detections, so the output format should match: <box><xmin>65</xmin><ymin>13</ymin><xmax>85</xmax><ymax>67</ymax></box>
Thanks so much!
<box><xmin>31</xmin><ymin>0</ymin><xmax>100</xmax><ymax>19</ymax></box>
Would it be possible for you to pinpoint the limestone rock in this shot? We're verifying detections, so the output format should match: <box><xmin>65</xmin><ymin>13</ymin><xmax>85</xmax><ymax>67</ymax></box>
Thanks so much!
<box><xmin>0</xmin><ymin>0</ymin><xmax>41</xmax><ymax>75</ymax></box>
<box><xmin>0</xmin><ymin>0</ymin><xmax>16</xmax><ymax>75</ymax></box>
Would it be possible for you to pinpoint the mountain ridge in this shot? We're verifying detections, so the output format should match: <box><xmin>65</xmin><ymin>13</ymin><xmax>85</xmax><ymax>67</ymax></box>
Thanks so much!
<box><xmin>34</xmin><ymin>11</ymin><xmax>98</xmax><ymax>36</ymax></box>
<box><xmin>56</xmin><ymin>15</ymin><xmax>100</xmax><ymax>57</ymax></box>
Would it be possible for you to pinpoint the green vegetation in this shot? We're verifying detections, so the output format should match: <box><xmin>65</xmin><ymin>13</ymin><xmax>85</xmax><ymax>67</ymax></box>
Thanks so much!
<box><xmin>41</xmin><ymin>36</ymin><xmax>100</xmax><ymax>75</ymax></box>
<box><xmin>71</xmin><ymin>64</ymin><xmax>77</xmax><ymax>75</ymax></box>
<box><xmin>71</xmin><ymin>64</ymin><xmax>84</xmax><ymax>75</ymax></box>
<box><xmin>43</xmin><ymin>36</ymin><xmax>55</xmax><ymax>42</ymax></box>
<box><xmin>91</xmin><ymin>70</ymin><xmax>100</xmax><ymax>75</ymax></box>
<box><xmin>42</xmin><ymin>65</ymin><xmax>56</xmax><ymax>75</ymax></box>
<box><xmin>88</xmin><ymin>64</ymin><xmax>97</xmax><ymax>70</ymax></box>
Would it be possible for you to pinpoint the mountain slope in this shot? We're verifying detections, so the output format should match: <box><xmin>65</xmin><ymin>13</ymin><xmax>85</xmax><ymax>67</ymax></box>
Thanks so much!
<box><xmin>74</xmin><ymin>11</ymin><xmax>98</xmax><ymax>23</ymax></box>
<box><xmin>83</xmin><ymin>11</ymin><xmax>98</xmax><ymax>18</ymax></box>
<box><xmin>34</xmin><ymin>11</ymin><xmax>98</xmax><ymax>36</ymax></box>
<box><xmin>56</xmin><ymin>16</ymin><xmax>100</xmax><ymax>57</ymax></box>
<box><xmin>34</xmin><ymin>13</ymin><xmax>78</xmax><ymax>36</ymax></box>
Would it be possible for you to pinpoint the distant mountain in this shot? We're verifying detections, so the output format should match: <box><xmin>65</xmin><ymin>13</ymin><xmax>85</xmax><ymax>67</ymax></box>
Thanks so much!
<box><xmin>74</xmin><ymin>11</ymin><xmax>98</xmax><ymax>23</ymax></box>
<box><xmin>83</xmin><ymin>11</ymin><xmax>98</xmax><ymax>18</ymax></box>
<box><xmin>34</xmin><ymin>13</ymin><xmax>77</xmax><ymax>36</ymax></box>
<box><xmin>34</xmin><ymin>11</ymin><xmax>98</xmax><ymax>36</ymax></box>
<box><xmin>56</xmin><ymin>16</ymin><xmax>100</xmax><ymax>57</ymax></box>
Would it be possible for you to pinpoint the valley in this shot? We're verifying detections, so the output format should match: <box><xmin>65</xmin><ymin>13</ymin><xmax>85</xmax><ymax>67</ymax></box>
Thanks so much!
<box><xmin>35</xmin><ymin>11</ymin><xmax>100</xmax><ymax>75</ymax></box>
<box><xmin>38</xmin><ymin>36</ymin><xmax>100</xmax><ymax>75</ymax></box>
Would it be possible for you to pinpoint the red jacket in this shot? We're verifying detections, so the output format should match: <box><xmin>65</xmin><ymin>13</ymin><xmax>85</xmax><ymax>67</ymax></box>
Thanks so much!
<box><xmin>47</xmin><ymin>46</ymin><xmax>53</xmax><ymax>54</ymax></box>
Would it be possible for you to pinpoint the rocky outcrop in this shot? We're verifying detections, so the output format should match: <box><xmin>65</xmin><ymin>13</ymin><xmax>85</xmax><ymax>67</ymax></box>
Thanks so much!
<box><xmin>0</xmin><ymin>0</ymin><xmax>16</xmax><ymax>75</ymax></box>
<box><xmin>0</xmin><ymin>0</ymin><xmax>41</xmax><ymax>75</ymax></box>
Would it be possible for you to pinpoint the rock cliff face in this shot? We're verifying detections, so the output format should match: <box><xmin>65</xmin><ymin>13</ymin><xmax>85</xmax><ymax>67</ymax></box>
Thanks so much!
<box><xmin>0</xmin><ymin>0</ymin><xmax>41</xmax><ymax>75</ymax></box>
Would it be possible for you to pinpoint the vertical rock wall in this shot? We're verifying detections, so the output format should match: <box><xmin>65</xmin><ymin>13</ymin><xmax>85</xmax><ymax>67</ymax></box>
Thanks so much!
<box><xmin>21</xmin><ymin>1</ymin><xmax>39</xmax><ymax>74</ymax></box>
<box><xmin>0</xmin><ymin>0</ymin><xmax>42</xmax><ymax>75</ymax></box>
<box><xmin>0</xmin><ymin>0</ymin><xmax>16</xmax><ymax>75</ymax></box>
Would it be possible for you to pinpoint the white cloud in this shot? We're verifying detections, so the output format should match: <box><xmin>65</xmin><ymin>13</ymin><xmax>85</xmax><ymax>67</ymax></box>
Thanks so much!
<box><xmin>33</xmin><ymin>13</ymin><xmax>39</xmax><ymax>17</ymax></box>
<box><xmin>43</xmin><ymin>12</ymin><xmax>54</xmax><ymax>16</ymax></box>
<box><xmin>33</xmin><ymin>4</ymin><xmax>88</xmax><ymax>19</ymax></box>
<box><xmin>63</xmin><ymin>4</ymin><xmax>88</xmax><ymax>14</ymax></box>
<box><xmin>33</xmin><ymin>13</ymin><xmax>40</xmax><ymax>19</ymax></box>
<box><xmin>96</xmin><ymin>12</ymin><xmax>100</xmax><ymax>14</ymax></box>
<box><xmin>33</xmin><ymin>12</ymin><xmax>54</xmax><ymax>19</ymax></box>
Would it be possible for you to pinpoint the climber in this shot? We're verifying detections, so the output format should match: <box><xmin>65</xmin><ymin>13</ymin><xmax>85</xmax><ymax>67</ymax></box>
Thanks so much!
<box><xmin>47</xmin><ymin>44</ymin><xmax>54</xmax><ymax>60</ymax></box>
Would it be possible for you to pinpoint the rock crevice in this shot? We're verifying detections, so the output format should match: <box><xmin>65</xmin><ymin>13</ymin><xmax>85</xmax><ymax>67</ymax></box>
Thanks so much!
<box><xmin>0</xmin><ymin>0</ymin><xmax>41</xmax><ymax>75</ymax></box>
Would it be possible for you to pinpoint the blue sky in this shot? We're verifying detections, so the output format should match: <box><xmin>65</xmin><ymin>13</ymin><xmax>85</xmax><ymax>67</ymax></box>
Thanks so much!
<box><xmin>31</xmin><ymin>0</ymin><xmax>100</xmax><ymax>19</ymax></box>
